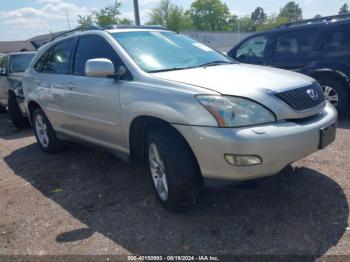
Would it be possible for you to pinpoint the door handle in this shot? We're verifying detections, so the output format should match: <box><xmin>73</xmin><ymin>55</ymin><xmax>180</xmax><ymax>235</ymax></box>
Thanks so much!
<box><xmin>66</xmin><ymin>82</ymin><xmax>76</xmax><ymax>90</ymax></box>
<box><xmin>52</xmin><ymin>84</ymin><xmax>65</xmax><ymax>89</ymax></box>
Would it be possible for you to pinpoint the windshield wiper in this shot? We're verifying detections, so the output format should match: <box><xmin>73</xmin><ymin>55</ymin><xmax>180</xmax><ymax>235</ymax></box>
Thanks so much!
<box><xmin>148</xmin><ymin>67</ymin><xmax>188</xmax><ymax>73</ymax></box>
<box><xmin>198</xmin><ymin>61</ymin><xmax>233</xmax><ymax>67</ymax></box>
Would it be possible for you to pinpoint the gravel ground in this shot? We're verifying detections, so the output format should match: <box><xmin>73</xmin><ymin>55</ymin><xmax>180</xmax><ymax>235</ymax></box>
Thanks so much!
<box><xmin>0</xmin><ymin>113</ymin><xmax>349</xmax><ymax>258</ymax></box>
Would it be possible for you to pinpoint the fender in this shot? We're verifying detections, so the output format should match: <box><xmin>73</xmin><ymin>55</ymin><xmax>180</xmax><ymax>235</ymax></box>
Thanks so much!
<box><xmin>300</xmin><ymin>61</ymin><xmax>350</xmax><ymax>87</ymax></box>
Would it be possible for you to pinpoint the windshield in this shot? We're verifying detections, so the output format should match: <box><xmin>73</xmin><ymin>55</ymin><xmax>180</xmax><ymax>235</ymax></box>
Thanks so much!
<box><xmin>10</xmin><ymin>53</ymin><xmax>35</xmax><ymax>73</ymax></box>
<box><xmin>112</xmin><ymin>31</ymin><xmax>232</xmax><ymax>73</ymax></box>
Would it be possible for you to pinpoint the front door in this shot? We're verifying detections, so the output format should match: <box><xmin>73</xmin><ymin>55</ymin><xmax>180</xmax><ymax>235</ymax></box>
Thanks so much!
<box><xmin>62</xmin><ymin>35</ymin><xmax>128</xmax><ymax>151</ymax></box>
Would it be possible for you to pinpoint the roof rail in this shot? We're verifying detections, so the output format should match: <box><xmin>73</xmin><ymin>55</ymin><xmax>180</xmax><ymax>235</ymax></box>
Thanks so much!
<box><xmin>277</xmin><ymin>13</ymin><xmax>350</xmax><ymax>29</ymax></box>
<box><xmin>101</xmin><ymin>24</ymin><xmax>168</xmax><ymax>30</ymax></box>
<box><xmin>50</xmin><ymin>25</ymin><xmax>103</xmax><ymax>41</ymax></box>
<box><xmin>50</xmin><ymin>24</ymin><xmax>169</xmax><ymax>42</ymax></box>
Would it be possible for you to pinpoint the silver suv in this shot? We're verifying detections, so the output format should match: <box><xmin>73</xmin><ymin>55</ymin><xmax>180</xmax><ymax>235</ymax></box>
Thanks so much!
<box><xmin>23</xmin><ymin>26</ymin><xmax>337</xmax><ymax>210</ymax></box>
<box><xmin>0</xmin><ymin>52</ymin><xmax>36</xmax><ymax>127</ymax></box>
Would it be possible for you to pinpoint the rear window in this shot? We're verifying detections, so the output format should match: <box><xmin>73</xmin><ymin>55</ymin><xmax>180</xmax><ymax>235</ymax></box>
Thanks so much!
<box><xmin>10</xmin><ymin>53</ymin><xmax>35</xmax><ymax>73</ymax></box>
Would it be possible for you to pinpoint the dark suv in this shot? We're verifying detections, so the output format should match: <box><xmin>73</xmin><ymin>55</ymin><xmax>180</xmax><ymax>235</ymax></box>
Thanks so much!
<box><xmin>228</xmin><ymin>14</ymin><xmax>350</xmax><ymax>117</ymax></box>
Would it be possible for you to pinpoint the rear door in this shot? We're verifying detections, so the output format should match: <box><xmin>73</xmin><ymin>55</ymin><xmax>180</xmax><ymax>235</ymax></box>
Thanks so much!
<box><xmin>32</xmin><ymin>38</ymin><xmax>76</xmax><ymax>129</ymax></box>
<box><xmin>62</xmin><ymin>34</ymin><xmax>128</xmax><ymax>150</ymax></box>
<box><xmin>266</xmin><ymin>27</ymin><xmax>321</xmax><ymax>71</ymax></box>
<box><xmin>230</xmin><ymin>34</ymin><xmax>271</xmax><ymax>65</ymax></box>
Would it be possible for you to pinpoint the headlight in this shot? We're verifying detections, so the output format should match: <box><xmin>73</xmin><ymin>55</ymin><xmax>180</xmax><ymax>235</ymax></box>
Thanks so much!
<box><xmin>196</xmin><ymin>95</ymin><xmax>276</xmax><ymax>127</ymax></box>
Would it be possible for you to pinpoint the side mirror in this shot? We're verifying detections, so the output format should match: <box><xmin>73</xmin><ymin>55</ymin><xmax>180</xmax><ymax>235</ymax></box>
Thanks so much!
<box><xmin>85</xmin><ymin>58</ymin><xmax>115</xmax><ymax>78</ymax></box>
<box><xmin>0</xmin><ymin>68</ymin><xmax>7</xmax><ymax>76</ymax></box>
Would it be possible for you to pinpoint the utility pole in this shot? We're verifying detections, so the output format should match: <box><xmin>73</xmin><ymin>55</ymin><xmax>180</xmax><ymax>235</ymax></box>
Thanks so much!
<box><xmin>133</xmin><ymin>0</ymin><xmax>141</xmax><ymax>25</ymax></box>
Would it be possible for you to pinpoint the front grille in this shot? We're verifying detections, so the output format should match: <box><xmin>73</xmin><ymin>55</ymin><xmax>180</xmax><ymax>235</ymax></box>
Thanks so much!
<box><xmin>273</xmin><ymin>83</ymin><xmax>325</xmax><ymax>111</ymax></box>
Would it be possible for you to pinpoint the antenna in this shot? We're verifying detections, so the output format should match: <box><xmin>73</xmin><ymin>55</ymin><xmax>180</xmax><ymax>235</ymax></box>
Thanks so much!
<box><xmin>65</xmin><ymin>11</ymin><xmax>71</xmax><ymax>30</ymax></box>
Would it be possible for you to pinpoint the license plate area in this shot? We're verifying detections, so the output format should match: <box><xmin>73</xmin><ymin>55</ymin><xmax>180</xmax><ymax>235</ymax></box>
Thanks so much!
<box><xmin>319</xmin><ymin>121</ymin><xmax>336</xmax><ymax>149</ymax></box>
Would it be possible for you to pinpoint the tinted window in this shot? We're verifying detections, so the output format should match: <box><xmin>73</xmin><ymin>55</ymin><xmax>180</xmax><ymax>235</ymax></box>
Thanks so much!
<box><xmin>324</xmin><ymin>24</ymin><xmax>350</xmax><ymax>54</ymax></box>
<box><xmin>10</xmin><ymin>53</ymin><xmax>35</xmax><ymax>73</ymax></box>
<box><xmin>74</xmin><ymin>35</ymin><xmax>123</xmax><ymax>76</ymax></box>
<box><xmin>236</xmin><ymin>35</ymin><xmax>269</xmax><ymax>60</ymax></box>
<box><xmin>273</xmin><ymin>28</ymin><xmax>318</xmax><ymax>58</ymax></box>
<box><xmin>35</xmin><ymin>39</ymin><xmax>75</xmax><ymax>74</ymax></box>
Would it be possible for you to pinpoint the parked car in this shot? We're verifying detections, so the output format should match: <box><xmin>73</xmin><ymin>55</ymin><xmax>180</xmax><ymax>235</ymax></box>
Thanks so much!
<box><xmin>23</xmin><ymin>25</ymin><xmax>337</xmax><ymax>210</ymax></box>
<box><xmin>0</xmin><ymin>51</ymin><xmax>36</xmax><ymax>127</ymax></box>
<box><xmin>228</xmin><ymin>14</ymin><xmax>350</xmax><ymax>118</ymax></box>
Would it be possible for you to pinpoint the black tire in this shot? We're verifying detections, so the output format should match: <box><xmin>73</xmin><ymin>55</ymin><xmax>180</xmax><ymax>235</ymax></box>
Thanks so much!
<box><xmin>32</xmin><ymin>108</ymin><xmax>64</xmax><ymax>153</ymax></box>
<box><xmin>317</xmin><ymin>76</ymin><xmax>350</xmax><ymax>118</ymax></box>
<box><xmin>0</xmin><ymin>104</ymin><xmax>6</xmax><ymax>113</ymax></box>
<box><xmin>8</xmin><ymin>93</ymin><xmax>29</xmax><ymax>128</ymax></box>
<box><xmin>146</xmin><ymin>127</ymin><xmax>202</xmax><ymax>211</ymax></box>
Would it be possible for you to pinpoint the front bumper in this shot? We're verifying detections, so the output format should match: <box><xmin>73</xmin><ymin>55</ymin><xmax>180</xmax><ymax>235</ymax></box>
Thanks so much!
<box><xmin>174</xmin><ymin>102</ymin><xmax>337</xmax><ymax>183</ymax></box>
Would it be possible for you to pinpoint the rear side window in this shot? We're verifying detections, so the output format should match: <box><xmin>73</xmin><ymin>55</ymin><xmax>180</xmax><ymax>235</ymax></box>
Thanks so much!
<box><xmin>324</xmin><ymin>24</ymin><xmax>350</xmax><ymax>53</ymax></box>
<box><xmin>273</xmin><ymin>28</ymin><xmax>319</xmax><ymax>58</ymax></box>
<box><xmin>73</xmin><ymin>35</ymin><xmax>124</xmax><ymax>77</ymax></box>
<box><xmin>35</xmin><ymin>38</ymin><xmax>75</xmax><ymax>74</ymax></box>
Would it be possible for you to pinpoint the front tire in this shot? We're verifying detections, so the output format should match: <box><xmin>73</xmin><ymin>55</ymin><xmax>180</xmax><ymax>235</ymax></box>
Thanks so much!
<box><xmin>317</xmin><ymin>76</ymin><xmax>350</xmax><ymax>118</ymax></box>
<box><xmin>33</xmin><ymin>108</ymin><xmax>64</xmax><ymax>153</ymax></box>
<box><xmin>146</xmin><ymin>127</ymin><xmax>201</xmax><ymax>211</ymax></box>
<box><xmin>8</xmin><ymin>93</ymin><xmax>29</xmax><ymax>128</ymax></box>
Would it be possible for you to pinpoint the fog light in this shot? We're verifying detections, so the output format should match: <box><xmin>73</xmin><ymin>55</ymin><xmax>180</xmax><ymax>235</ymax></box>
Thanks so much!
<box><xmin>224</xmin><ymin>154</ymin><xmax>262</xmax><ymax>166</ymax></box>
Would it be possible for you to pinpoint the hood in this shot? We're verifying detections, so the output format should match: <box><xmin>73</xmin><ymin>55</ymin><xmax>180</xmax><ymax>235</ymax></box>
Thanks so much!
<box><xmin>151</xmin><ymin>64</ymin><xmax>315</xmax><ymax>96</ymax></box>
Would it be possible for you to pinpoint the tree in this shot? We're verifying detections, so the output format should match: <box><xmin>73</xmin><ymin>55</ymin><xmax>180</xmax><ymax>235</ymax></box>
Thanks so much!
<box><xmin>339</xmin><ymin>3</ymin><xmax>349</xmax><ymax>14</ymax></box>
<box><xmin>256</xmin><ymin>15</ymin><xmax>288</xmax><ymax>32</ymax></box>
<box><xmin>78</xmin><ymin>0</ymin><xmax>133</xmax><ymax>26</ymax></box>
<box><xmin>230</xmin><ymin>16</ymin><xmax>256</xmax><ymax>32</ymax></box>
<box><xmin>251</xmin><ymin>7</ymin><xmax>267</xmax><ymax>25</ymax></box>
<box><xmin>187</xmin><ymin>0</ymin><xmax>231</xmax><ymax>31</ymax></box>
<box><xmin>279</xmin><ymin>1</ymin><xmax>303</xmax><ymax>22</ymax></box>
<box><xmin>147</xmin><ymin>0</ymin><xmax>193</xmax><ymax>31</ymax></box>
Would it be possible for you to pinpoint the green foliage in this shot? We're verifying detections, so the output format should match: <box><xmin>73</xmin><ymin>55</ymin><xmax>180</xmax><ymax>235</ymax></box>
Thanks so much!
<box><xmin>256</xmin><ymin>15</ymin><xmax>288</xmax><ymax>32</ymax></box>
<box><xmin>187</xmin><ymin>0</ymin><xmax>231</xmax><ymax>31</ymax></box>
<box><xmin>147</xmin><ymin>0</ymin><xmax>193</xmax><ymax>31</ymax></box>
<box><xmin>339</xmin><ymin>3</ymin><xmax>349</xmax><ymax>14</ymax></box>
<box><xmin>229</xmin><ymin>16</ymin><xmax>256</xmax><ymax>32</ymax></box>
<box><xmin>279</xmin><ymin>1</ymin><xmax>303</xmax><ymax>22</ymax></box>
<box><xmin>251</xmin><ymin>7</ymin><xmax>267</xmax><ymax>25</ymax></box>
<box><xmin>78</xmin><ymin>0</ymin><xmax>133</xmax><ymax>27</ymax></box>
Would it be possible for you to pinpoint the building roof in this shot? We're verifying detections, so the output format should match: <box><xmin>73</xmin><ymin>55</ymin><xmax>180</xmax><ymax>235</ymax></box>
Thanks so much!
<box><xmin>0</xmin><ymin>41</ymin><xmax>36</xmax><ymax>53</ymax></box>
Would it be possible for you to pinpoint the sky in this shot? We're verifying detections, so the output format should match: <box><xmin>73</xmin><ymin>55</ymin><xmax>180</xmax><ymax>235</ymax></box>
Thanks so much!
<box><xmin>0</xmin><ymin>0</ymin><xmax>348</xmax><ymax>41</ymax></box>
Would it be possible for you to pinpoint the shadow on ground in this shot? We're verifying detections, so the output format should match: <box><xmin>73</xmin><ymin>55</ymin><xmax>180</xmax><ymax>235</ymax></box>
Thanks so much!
<box><xmin>4</xmin><ymin>142</ymin><xmax>349</xmax><ymax>256</ymax></box>
<box><xmin>0</xmin><ymin>113</ymin><xmax>32</xmax><ymax>140</ymax></box>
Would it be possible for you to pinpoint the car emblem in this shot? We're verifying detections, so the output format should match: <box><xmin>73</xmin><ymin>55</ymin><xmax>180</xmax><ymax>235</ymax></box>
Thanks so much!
<box><xmin>307</xmin><ymin>89</ymin><xmax>319</xmax><ymax>100</ymax></box>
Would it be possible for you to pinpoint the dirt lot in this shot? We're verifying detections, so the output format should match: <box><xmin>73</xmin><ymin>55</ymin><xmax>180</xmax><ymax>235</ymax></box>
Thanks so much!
<box><xmin>0</xmin><ymin>113</ymin><xmax>350</xmax><ymax>258</ymax></box>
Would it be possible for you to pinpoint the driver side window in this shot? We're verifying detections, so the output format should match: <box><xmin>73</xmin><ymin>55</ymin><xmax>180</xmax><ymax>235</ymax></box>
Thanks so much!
<box><xmin>236</xmin><ymin>36</ymin><xmax>269</xmax><ymax>62</ymax></box>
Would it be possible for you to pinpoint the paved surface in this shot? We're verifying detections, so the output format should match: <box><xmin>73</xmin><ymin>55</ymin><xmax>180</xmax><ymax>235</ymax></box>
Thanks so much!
<box><xmin>0</xmin><ymin>113</ymin><xmax>349</xmax><ymax>257</ymax></box>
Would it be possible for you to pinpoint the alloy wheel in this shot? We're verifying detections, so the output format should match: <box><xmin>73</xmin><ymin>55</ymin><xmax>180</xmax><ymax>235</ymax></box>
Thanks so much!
<box><xmin>149</xmin><ymin>142</ymin><xmax>169</xmax><ymax>201</ymax></box>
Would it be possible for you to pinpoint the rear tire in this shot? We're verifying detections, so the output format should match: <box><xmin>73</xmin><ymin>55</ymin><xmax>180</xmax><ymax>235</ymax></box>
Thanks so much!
<box><xmin>146</xmin><ymin>127</ymin><xmax>202</xmax><ymax>211</ymax></box>
<box><xmin>0</xmin><ymin>104</ymin><xmax>7</xmax><ymax>113</ymax></box>
<box><xmin>317</xmin><ymin>76</ymin><xmax>350</xmax><ymax>118</ymax></box>
<box><xmin>8</xmin><ymin>93</ymin><xmax>29</xmax><ymax>128</ymax></box>
<box><xmin>33</xmin><ymin>108</ymin><xmax>64</xmax><ymax>153</ymax></box>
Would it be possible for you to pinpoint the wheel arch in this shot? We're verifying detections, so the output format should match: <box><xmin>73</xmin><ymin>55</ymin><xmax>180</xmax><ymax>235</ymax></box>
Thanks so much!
<box><xmin>27</xmin><ymin>100</ymin><xmax>42</xmax><ymax>122</ymax></box>
<box><xmin>128</xmin><ymin>115</ymin><xmax>200</xmax><ymax>172</ymax></box>
<box><xmin>310</xmin><ymin>69</ymin><xmax>350</xmax><ymax>90</ymax></box>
